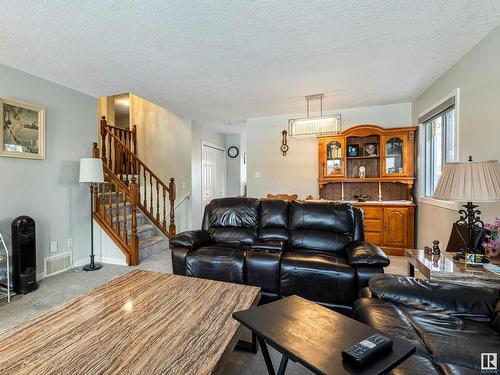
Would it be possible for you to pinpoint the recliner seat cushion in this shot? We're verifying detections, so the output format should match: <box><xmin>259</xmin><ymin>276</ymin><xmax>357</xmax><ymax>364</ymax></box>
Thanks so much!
<box><xmin>259</xmin><ymin>199</ymin><xmax>289</xmax><ymax>241</ymax></box>
<box><xmin>280</xmin><ymin>251</ymin><xmax>356</xmax><ymax>306</ymax></box>
<box><xmin>402</xmin><ymin>306</ymin><xmax>500</xmax><ymax>373</ymax></box>
<box><xmin>205</xmin><ymin>197</ymin><xmax>259</xmax><ymax>245</ymax></box>
<box><xmin>289</xmin><ymin>201</ymin><xmax>354</xmax><ymax>255</ymax></box>
<box><xmin>185</xmin><ymin>245</ymin><xmax>245</xmax><ymax>284</ymax></box>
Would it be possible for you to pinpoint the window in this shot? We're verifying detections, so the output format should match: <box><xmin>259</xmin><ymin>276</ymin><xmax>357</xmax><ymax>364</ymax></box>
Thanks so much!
<box><xmin>420</xmin><ymin>96</ymin><xmax>456</xmax><ymax>197</ymax></box>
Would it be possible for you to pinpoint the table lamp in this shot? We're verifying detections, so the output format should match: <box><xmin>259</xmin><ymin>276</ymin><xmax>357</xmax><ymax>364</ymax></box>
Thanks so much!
<box><xmin>433</xmin><ymin>157</ymin><xmax>500</xmax><ymax>260</ymax></box>
<box><xmin>79</xmin><ymin>158</ymin><xmax>104</xmax><ymax>271</ymax></box>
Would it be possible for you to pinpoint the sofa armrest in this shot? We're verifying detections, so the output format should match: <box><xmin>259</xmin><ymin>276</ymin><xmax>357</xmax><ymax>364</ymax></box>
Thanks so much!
<box><xmin>170</xmin><ymin>230</ymin><xmax>211</xmax><ymax>250</ymax></box>
<box><xmin>251</xmin><ymin>239</ymin><xmax>286</xmax><ymax>253</ymax></box>
<box><xmin>368</xmin><ymin>273</ymin><xmax>498</xmax><ymax>318</ymax></box>
<box><xmin>345</xmin><ymin>241</ymin><xmax>390</xmax><ymax>267</ymax></box>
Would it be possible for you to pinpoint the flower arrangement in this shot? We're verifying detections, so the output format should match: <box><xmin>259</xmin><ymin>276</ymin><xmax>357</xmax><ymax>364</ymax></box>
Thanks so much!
<box><xmin>482</xmin><ymin>218</ymin><xmax>500</xmax><ymax>261</ymax></box>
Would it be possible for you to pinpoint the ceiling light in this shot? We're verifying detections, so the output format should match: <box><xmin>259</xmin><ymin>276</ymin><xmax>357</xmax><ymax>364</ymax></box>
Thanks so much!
<box><xmin>288</xmin><ymin>94</ymin><xmax>341</xmax><ymax>137</ymax></box>
<box><xmin>224</xmin><ymin>121</ymin><xmax>232</xmax><ymax>125</ymax></box>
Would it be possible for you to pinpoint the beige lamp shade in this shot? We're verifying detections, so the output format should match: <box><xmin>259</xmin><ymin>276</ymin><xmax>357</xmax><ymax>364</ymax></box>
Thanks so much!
<box><xmin>79</xmin><ymin>158</ymin><xmax>104</xmax><ymax>183</ymax></box>
<box><xmin>433</xmin><ymin>160</ymin><xmax>500</xmax><ymax>202</ymax></box>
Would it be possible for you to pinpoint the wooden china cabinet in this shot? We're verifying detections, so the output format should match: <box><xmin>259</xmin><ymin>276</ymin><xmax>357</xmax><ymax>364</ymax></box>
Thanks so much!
<box><xmin>318</xmin><ymin>124</ymin><xmax>417</xmax><ymax>255</ymax></box>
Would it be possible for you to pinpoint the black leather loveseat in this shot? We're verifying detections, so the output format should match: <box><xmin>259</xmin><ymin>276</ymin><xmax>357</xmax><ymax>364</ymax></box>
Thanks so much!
<box><xmin>171</xmin><ymin>197</ymin><xmax>389</xmax><ymax>312</ymax></box>
<box><xmin>353</xmin><ymin>274</ymin><xmax>500</xmax><ymax>374</ymax></box>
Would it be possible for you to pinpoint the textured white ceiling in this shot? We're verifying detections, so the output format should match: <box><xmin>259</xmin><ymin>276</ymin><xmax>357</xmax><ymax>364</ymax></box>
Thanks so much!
<box><xmin>1</xmin><ymin>1</ymin><xmax>500</xmax><ymax>133</ymax></box>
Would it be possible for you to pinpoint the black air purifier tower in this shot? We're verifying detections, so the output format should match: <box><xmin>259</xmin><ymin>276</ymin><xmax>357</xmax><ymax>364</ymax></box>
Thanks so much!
<box><xmin>12</xmin><ymin>216</ymin><xmax>38</xmax><ymax>294</ymax></box>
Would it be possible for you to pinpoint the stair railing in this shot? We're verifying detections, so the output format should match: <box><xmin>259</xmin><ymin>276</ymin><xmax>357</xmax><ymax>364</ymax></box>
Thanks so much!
<box><xmin>93</xmin><ymin>141</ymin><xmax>140</xmax><ymax>265</ymax></box>
<box><xmin>98</xmin><ymin>116</ymin><xmax>176</xmax><ymax>239</ymax></box>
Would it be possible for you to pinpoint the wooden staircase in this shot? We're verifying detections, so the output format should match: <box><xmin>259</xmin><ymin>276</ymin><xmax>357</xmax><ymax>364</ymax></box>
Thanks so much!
<box><xmin>91</xmin><ymin>116</ymin><xmax>176</xmax><ymax>265</ymax></box>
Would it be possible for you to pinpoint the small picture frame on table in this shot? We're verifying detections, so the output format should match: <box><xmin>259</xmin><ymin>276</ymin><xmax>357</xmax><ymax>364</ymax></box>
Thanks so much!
<box><xmin>364</xmin><ymin>143</ymin><xmax>377</xmax><ymax>156</ymax></box>
<box><xmin>347</xmin><ymin>145</ymin><xmax>359</xmax><ymax>157</ymax></box>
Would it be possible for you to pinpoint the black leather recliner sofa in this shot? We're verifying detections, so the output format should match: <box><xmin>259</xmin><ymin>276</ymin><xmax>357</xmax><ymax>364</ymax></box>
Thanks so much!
<box><xmin>171</xmin><ymin>197</ymin><xmax>390</xmax><ymax>312</ymax></box>
<box><xmin>353</xmin><ymin>274</ymin><xmax>500</xmax><ymax>374</ymax></box>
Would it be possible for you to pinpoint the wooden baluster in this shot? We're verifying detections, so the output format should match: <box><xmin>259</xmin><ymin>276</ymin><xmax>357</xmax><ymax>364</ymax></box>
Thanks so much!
<box><xmin>137</xmin><ymin>164</ymin><xmax>141</xmax><ymax>205</ymax></box>
<box><xmin>113</xmin><ymin>137</ymin><xmax>118</xmax><ymax>175</ymax></box>
<box><xmin>150</xmin><ymin>174</ymin><xmax>153</xmax><ymax>215</ymax></box>
<box><xmin>96</xmin><ymin>175</ymin><xmax>106</xmax><ymax>217</ymax></box>
<box><xmin>108</xmin><ymin>129</ymin><xmax>112</xmax><ymax>170</ymax></box>
<box><xmin>156</xmin><ymin>183</ymin><xmax>160</xmax><ymax>222</ymax></box>
<box><xmin>123</xmin><ymin>135</ymin><xmax>126</xmax><ymax>174</ymax></box>
<box><xmin>132</xmin><ymin>125</ymin><xmax>137</xmax><ymax>155</ymax></box>
<box><xmin>130</xmin><ymin>177</ymin><xmax>139</xmax><ymax>266</ymax></box>
<box><xmin>124</xmin><ymin>132</ymin><xmax>128</xmax><ymax>174</ymax></box>
<box><xmin>168</xmin><ymin>178</ymin><xmax>176</xmax><ymax>238</ymax></box>
<box><xmin>143</xmin><ymin>168</ymin><xmax>147</xmax><ymax>208</ymax></box>
<box><xmin>123</xmin><ymin>145</ymin><xmax>129</xmax><ymax>186</ymax></box>
<box><xmin>108</xmin><ymin>180</ymin><xmax>112</xmax><ymax>227</ymax></box>
<box><xmin>115</xmin><ymin>185</ymin><xmax>120</xmax><ymax>233</ymax></box>
<box><xmin>122</xmin><ymin>190</ymin><xmax>128</xmax><ymax>243</ymax></box>
<box><xmin>100</xmin><ymin>117</ymin><xmax>107</xmax><ymax>166</ymax></box>
<box><xmin>162</xmin><ymin>187</ymin><xmax>167</xmax><ymax>229</ymax></box>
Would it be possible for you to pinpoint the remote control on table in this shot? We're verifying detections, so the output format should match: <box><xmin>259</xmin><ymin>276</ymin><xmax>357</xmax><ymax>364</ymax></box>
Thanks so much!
<box><xmin>342</xmin><ymin>333</ymin><xmax>393</xmax><ymax>365</ymax></box>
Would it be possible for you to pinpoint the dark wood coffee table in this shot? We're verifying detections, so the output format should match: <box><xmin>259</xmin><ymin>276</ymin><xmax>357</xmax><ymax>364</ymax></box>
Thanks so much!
<box><xmin>233</xmin><ymin>295</ymin><xmax>415</xmax><ymax>375</ymax></box>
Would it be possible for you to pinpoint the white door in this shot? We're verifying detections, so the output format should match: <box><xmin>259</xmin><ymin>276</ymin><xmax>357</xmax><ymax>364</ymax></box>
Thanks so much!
<box><xmin>202</xmin><ymin>144</ymin><xmax>225</xmax><ymax>218</ymax></box>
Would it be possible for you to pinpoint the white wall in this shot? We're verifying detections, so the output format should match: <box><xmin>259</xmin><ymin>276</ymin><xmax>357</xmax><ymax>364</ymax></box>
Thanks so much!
<box><xmin>246</xmin><ymin>103</ymin><xmax>412</xmax><ymax>199</ymax></box>
<box><xmin>129</xmin><ymin>94</ymin><xmax>192</xmax><ymax>233</ymax></box>
<box><xmin>225</xmin><ymin>134</ymin><xmax>243</xmax><ymax>197</ymax></box>
<box><xmin>191</xmin><ymin>121</ymin><xmax>225</xmax><ymax>228</ymax></box>
<box><xmin>412</xmin><ymin>24</ymin><xmax>500</xmax><ymax>249</ymax></box>
<box><xmin>0</xmin><ymin>63</ymin><xmax>97</xmax><ymax>277</ymax></box>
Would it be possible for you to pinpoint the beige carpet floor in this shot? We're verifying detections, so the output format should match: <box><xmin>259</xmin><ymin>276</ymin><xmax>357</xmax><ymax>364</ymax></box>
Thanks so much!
<box><xmin>0</xmin><ymin>251</ymin><xmax>409</xmax><ymax>374</ymax></box>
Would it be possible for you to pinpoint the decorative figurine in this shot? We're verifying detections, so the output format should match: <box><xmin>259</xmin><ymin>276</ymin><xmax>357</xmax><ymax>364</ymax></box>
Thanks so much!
<box><xmin>432</xmin><ymin>240</ymin><xmax>441</xmax><ymax>255</ymax></box>
<box><xmin>353</xmin><ymin>194</ymin><xmax>369</xmax><ymax>202</ymax></box>
<box><xmin>359</xmin><ymin>165</ymin><xmax>366</xmax><ymax>178</ymax></box>
<box><xmin>424</xmin><ymin>246</ymin><xmax>432</xmax><ymax>256</ymax></box>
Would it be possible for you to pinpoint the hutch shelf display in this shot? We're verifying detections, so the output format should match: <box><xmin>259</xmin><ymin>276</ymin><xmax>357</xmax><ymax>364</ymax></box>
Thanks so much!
<box><xmin>318</xmin><ymin>124</ymin><xmax>416</xmax><ymax>255</ymax></box>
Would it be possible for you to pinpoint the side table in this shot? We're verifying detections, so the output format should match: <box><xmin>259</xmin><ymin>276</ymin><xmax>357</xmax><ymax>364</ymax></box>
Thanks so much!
<box><xmin>405</xmin><ymin>249</ymin><xmax>499</xmax><ymax>290</ymax></box>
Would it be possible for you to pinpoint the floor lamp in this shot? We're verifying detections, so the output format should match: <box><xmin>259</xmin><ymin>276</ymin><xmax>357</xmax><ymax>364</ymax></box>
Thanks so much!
<box><xmin>433</xmin><ymin>157</ymin><xmax>500</xmax><ymax>260</ymax></box>
<box><xmin>79</xmin><ymin>158</ymin><xmax>104</xmax><ymax>271</ymax></box>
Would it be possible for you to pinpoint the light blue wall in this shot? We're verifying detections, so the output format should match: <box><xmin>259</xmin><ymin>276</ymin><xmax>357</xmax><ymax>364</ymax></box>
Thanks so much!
<box><xmin>0</xmin><ymin>63</ymin><xmax>97</xmax><ymax>276</ymax></box>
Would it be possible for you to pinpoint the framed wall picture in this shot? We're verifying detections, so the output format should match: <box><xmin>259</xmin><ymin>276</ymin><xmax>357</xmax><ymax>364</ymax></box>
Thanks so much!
<box><xmin>0</xmin><ymin>98</ymin><xmax>45</xmax><ymax>159</ymax></box>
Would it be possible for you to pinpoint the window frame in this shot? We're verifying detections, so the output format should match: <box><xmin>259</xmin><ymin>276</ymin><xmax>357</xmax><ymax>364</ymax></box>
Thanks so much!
<box><xmin>417</xmin><ymin>89</ymin><xmax>460</xmax><ymax>209</ymax></box>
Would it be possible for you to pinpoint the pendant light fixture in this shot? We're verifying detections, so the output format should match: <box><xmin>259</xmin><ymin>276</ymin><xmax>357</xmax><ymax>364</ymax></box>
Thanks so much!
<box><xmin>288</xmin><ymin>94</ymin><xmax>342</xmax><ymax>137</ymax></box>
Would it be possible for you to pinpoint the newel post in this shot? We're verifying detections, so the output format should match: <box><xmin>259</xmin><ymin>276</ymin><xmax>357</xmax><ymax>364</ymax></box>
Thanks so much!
<box><xmin>129</xmin><ymin>177</ymin><xmax>140</xmax><ymax>266</ymax></box>
<box><xmin>100</xmin><ymin>116</ymin><xmax>107</xmax><ymax>166</ymax></box>
<box><xmin>168</xmin><ymin>178</ymin><xmax>176</xmax><ymax>238</ymax></box>
<box><xmin>92</xmin><ymin>142</ymin><xmax>99</xmax><ymax>158</ymax></box>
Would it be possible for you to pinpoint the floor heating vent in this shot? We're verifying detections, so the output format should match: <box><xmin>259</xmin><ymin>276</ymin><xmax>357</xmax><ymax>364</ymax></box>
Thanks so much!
<box><xmin>44</xmin><ymin>252</ymin><xmax>72</xmax><ymax>277</ymax></box>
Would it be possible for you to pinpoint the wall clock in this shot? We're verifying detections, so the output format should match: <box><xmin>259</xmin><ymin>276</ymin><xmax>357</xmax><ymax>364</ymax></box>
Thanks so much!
<box><xmin>228</xmin><ymin>146</ymin><xmax>239</xmax><ymax>158</ymax></box>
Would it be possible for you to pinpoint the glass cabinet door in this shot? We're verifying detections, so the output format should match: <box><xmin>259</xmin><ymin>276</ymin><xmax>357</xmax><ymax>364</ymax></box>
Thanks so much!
<box><xmin>383</xmin><ymin>136</ymin><xmax>404</xmax><ymax>175</ymax></box>
<box><xmin>326</xmin><ymin>140</ymin><xmax>344</xmax><ymax>177</ymax></box>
